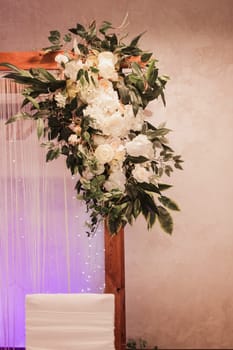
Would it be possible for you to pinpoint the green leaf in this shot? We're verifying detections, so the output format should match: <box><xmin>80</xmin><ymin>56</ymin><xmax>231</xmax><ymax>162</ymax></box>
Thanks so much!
<box><xmin>42</xmin><ymin>44</ymin><xmax>63</xmax><ymax>53</ymax></box>
<box><xmin>147</xmin><ymin>211</ymin><xmax>157</xmax><ymax>229</ymax></box>
<box><xmin>36</xmin><ymin>118</ymin><xmax>44</xmax><ymax>139</ymax></box>
<box><xmin>160</xmin><ymin>89</ymin><xmax>166</xmax><ymax>107</ymax></box>
<box><xmin>46</xmin><ymin>148</ymin><xmax>60</xmax><ymax>162</ymax></box>
<box><xmin>63</xmin><ymin>33</ymin><xmax>72</xmax><ymax>42</ymax></box>
<box><xmin>146</xmin><ymin>59</ymin><xmax>156</xmax><ymax>81</ymax></box>
<box><xmin>157</xmin><ymin>206</ymin><xmax>173</xmax><ymax>234</ymax></box>
<box><xmin>131</xmin><ymin>62</ymin><xmax>143</xmax><ymax>76</ymax></box>
<box><xmin>146</xmin><ymin>128</ymin><xmax>171</xmax><ymax>140</ymax></box>
<box><xmin>78</xmin><ymin>43</ymin><xmax>89</xmax><ymax>55</ymax></box>
<box><xmin>37</xmin><ymin>68</ymin><xmax>56</xmax><ymax>82</ymax></box>
<box><xmin>84</xmin><ymin>70</ymin><xmax>90</xmax><ymax>83</ymax></box>
<box><xmin>5</xmin><ymin>112</ymin><xmax>31</xmax><ymax>125</ymax></box>
<box><xmin>141</xmin><ymin>52</ymin><xmax>153</xmax><ymax>62</ymax></box>
<box><xmin>24</xmin><ymin>95</ymin><xmax>40</xmax><ymax>109</ymax></box>
<box><xmin>90</xmin><ymin>66</ymin><xmax>99</xmax><ymax>73</ymax></box>
<box><xmin>158</xmin><ymin>196</ymin><xmax>180</xmax><ymax>211</ymax></box>
<box><xmin>175</xmin><ymin>163</ymin><xmax>184</xmax><ymax>170</ymax></box>
<box><xmin>69</xmin><ymin>23</ymin><xmax>86</xmax><ymax>37</ymax></box>
<box><xmin>165</xmin><ymin>165</ymin><xmax>173</xmax><ymax>177</ymax></box>
<box><xmin>99</xmin><ymin>21</ymin><xmax>113</xmax><ymax>35</ymax></box>
<box><xmin>127</xmin><ymin>155</ymin><xmax>149</xmax><ymax>163</ymax></box>
<box><xmin>138</xmin><ymin>182</ymin><xmax>160</xmax><ymax>194</ymax></box>
<box><xmin>48</xmin><ymin>30</ymin><xmax>61</xmax><ymax>45</ymax></box>
<box><xmin>130</xmin><ymin>32</ymin><xmax>146</xmax><ymax>47</ymax></box>
<box><xmin>158</xmin><ymin>183</ymin><xmax>173</xmax><ymax>191</ymax></box>
<box><xmin>133</xmin><ymin>198</ymin><xmax>141</xmax><ymax>218</ymax></box>
<box><xmin>106</xmin><ymin>212</ymin><xmax>122</xmax><ymax>235</ymax></box>
<box><xmin>0</xmin><ymin>62</ymin><xmax>23</xmax><ymax>73</ymax></box>
<box><xmin>77</xmin><ymin>68</ymin><xmax>84</xmax><ymax>80</ymax></box>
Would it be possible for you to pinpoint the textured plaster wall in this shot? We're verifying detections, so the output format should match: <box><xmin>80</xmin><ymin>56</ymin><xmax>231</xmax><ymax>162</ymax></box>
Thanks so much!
<box><xmin>1</xmin><ymin>0</ymin><xmax>233</xmax><ymax>348</ymax></box>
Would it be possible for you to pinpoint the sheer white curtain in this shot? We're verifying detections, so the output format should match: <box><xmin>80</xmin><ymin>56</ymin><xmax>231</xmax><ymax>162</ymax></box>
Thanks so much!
<box><xmin>0</xmin><ymin>75</ymin><xmax>105</xmax><ymax>348</ymax></box>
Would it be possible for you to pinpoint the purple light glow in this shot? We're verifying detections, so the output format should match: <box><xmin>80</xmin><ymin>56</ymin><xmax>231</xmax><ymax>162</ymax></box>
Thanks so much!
<box><xmin>0</xmin><ymin>160</ymin><xmax>105</xmax><ymax>348</ymax></box>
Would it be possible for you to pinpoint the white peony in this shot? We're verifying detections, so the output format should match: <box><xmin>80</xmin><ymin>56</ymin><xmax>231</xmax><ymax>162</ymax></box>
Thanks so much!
<box><xmin>102</xmin><ymin>111</ymin><xmax>127</xmax><ymax>137</ymax></box>
<box><xmin>98</xmin><ymin>51</ymin><xmax>118</xmax><ymax>81</ymax></box>
<box><xmin>132</xmin><ymin>164</ymin><xmax>154</xmax><ymax>183</ymax></box>
<box><xmin>94</xmin><ymin>144</ymin><xmax>115</xmax><ymax>164</ymax></box>
<box><xmin>55</xmin><ymin>53</ymin><xmax>69</xmax><ymax>65</ymax></box>
<box><xmin>126</xmin><ymin>134</ymin><xmax>154</xmax><ymax>159</ymax></box>
<box><xmin>104</xmin><ymin>170</ymin><xmax>126</xmax><ymax>192</ymax></box>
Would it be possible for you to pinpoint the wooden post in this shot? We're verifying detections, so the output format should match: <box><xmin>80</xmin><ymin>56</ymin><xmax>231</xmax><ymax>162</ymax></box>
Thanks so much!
<box><xmin>105</xmin><ymin>226</ymin><xmax>126</xmax><ymax>350</ymax></box>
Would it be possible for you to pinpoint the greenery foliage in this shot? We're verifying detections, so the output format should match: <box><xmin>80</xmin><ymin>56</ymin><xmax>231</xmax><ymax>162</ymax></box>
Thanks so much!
<box><xmin>0</xmin><ymin>20</ymin><xmax>183</xmax><ymax>236</ymax></box>
<box><xmin>127</xmin><ymin>338</ymin><xmax>158</xmax><ymax>349</ymax></box>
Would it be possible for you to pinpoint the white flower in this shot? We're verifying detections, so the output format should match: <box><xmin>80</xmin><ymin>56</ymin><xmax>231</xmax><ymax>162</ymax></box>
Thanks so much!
<box><xmin>132</xmin><ymin>164</ymin><xmax>153</xmax><ymax>183</ymax></box>
<box><xmin>113</xmin><ymin>144</ymin><xmax>126</xmax><ymax>163</ymax></box>
<box><xmin>68</xmin><ymin>134</ymin><xmax>79</xmax><ymax>145</ymax></box>
<box><xmin>94</xmin><ymin>144</ymin><xmax>115</xmax><ymax>164</ymax></box>
<box><xmin>64</xmin><ymin>60</ymin><xmax>83</xmax><ymax>81</ymax></box>
<box><xmin>126</xmin><ymin>134</ymin><xmax>154</xmax><ymax>159</ymax></box>
<box><xmin>98</xmin><ymin>51</ymin><xmax>118</xmax><ymax>81</ymax></box>
<box><xmin>110</xmin><ymin>159</ymin><xmax>121</xmax><ymax>172</ymax></box>
<box><xmin>102</xmin><ymin>111</ymin><xmax>126</xmax><ymax>137</ymax></box>
<box><xmin>93</xmin><ymin>135</ymin><xmax>107</xmax><ymax>146</ymax></box>
<box><xmin>55</xmin><ymin>92</ymin><xmax>66</xmax><ymax>108</ymax></box>
<box><xmin>104</xmin><ymin>171</ymin><xmax>126</xmax><ymax>191</ymax></box>
<box><xmin>55</xmin><ymin>53</ymin><xmax>69</xmax><ymax>65</ymax></box>
<box><xmin>128</xmin><ymin>106</ymin><xmax>144</xmax><ymax>131</ymax></box>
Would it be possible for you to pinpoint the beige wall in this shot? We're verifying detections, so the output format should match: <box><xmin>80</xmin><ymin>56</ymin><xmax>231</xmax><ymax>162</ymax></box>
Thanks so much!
<box><xmin>1</xmin><ymin>0</ymin><xmax>233</xmax><ymax>348</ymax></box>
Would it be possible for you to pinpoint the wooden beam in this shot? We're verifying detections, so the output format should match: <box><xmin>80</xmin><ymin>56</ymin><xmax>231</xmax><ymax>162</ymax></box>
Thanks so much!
<box><xmin>0</xmin><ymin>51</ymin><xmax>58</xmax><ymax>70</ymax></box>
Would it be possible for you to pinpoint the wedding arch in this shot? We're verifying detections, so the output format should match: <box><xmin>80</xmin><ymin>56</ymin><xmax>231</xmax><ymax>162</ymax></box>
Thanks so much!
<box><xmin>0</xmin><ymin>51</ymin><xmax>125</xmax><ymax>350</ymax></box>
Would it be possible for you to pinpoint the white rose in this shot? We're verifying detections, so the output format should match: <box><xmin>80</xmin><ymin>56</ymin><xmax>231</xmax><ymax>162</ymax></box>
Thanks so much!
<box><xmin>55</xmin><ymin>53</ymin><xmax>69</xmax><ymax>65</ymax></box>
<box><xmin>94</xmin><ymin>144</ymin><xmax>115</xmax><ymax>164</ymax></box>
<box><xmin>126</xmin><ymin>134</ymin><xmax>154</xmax><ymax>159</ymax></box>
<box><xmin>98</xmin><ymin>51</ymin><xmax>118</xmax><ymax>81</ymax></box>
<box><xmin>104</xmin><ymin>171</ymin><xmax>126</xmax><ymax>192</ymax></box>
<box><xmin>68</xmin><ymin>134</ymin><xmax>79</xmax><ymax>145</ymax></box>
<box><xmin>132</xmin><ymin>164</ymin><xmax>153</xmax><ymax>183</ymax></box>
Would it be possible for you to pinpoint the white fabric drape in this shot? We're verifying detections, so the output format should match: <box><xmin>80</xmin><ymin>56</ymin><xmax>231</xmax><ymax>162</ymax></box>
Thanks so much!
<box><xmin>0</xmin><ymin>74</ymin><xmax>105</xmax><ymax>348</ymax></box>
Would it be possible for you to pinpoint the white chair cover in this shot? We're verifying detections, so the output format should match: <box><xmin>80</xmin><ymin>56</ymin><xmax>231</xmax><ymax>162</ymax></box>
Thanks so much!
<box><xmin>26</xmin><ymin>293</ymin><xmax>115</xmax><ymax>350</ymax></box>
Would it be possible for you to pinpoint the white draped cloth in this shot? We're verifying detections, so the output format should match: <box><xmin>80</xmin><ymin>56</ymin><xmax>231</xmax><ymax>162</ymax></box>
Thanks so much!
<box><xmin>26</xmin><ymin>293</ymin><xmax>115</xmax><ymax>350</ymax></box>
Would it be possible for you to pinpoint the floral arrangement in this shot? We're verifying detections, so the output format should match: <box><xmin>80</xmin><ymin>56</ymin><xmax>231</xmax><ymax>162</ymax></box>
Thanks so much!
<box><xmin>1</xmin><ymin>20</ymin><xmax>183</xmax><ymax>235</ymax></box>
